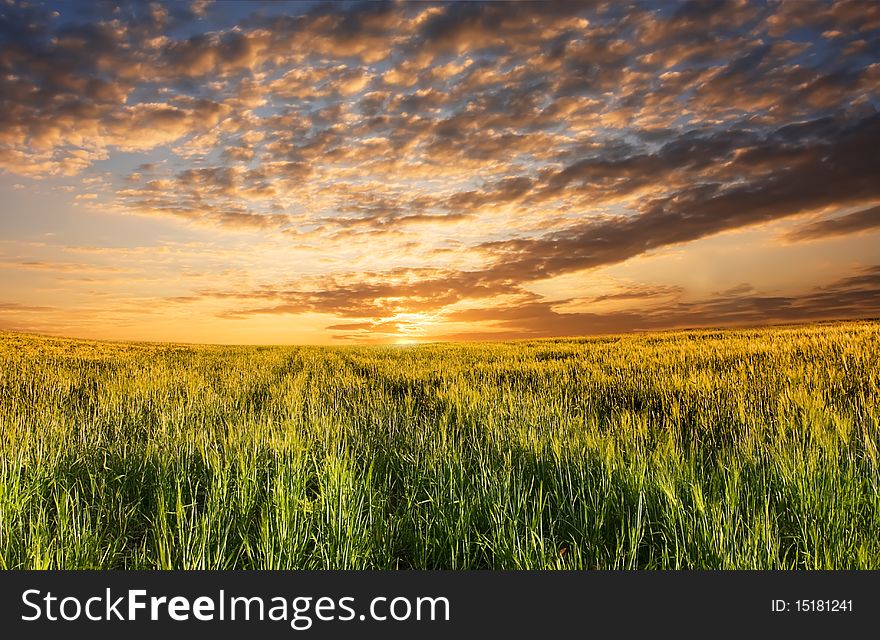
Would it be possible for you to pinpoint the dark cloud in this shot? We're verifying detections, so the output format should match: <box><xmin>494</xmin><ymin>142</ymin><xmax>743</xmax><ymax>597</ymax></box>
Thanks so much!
<box><xmin>479</xmin><ymin>112</ymin><xmax>880</xmax><ymax>283</ymax></box>
<box><xmin>787</xmin><ymin>204</ymin><xmax>880</xmax><ymax>241</ymax></box>
<box><xmin>416</xmin><ymin>1</ymin><xmax>598</xmax><ymax>56</ymax></box>
<box><xmin>590</xmin><ymin>284</ymin><xmax>684</xmax><ymax>303</ymax></box>
<box><xmin>441</xmin><ymin>265</ymin><xmax>880</xmax><ymax>340</ymax></box>
<box><xmin>215</xmin><ymin>268</ymin><xmax>517</xmax><ymax>321</ymax></box>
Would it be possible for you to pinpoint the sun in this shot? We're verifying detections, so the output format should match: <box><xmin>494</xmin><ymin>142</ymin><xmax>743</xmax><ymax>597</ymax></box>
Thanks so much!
<box><xmin>387</xmin><ymin>311</ymin><xmax>438</xmax><ymax>344</ymax></box>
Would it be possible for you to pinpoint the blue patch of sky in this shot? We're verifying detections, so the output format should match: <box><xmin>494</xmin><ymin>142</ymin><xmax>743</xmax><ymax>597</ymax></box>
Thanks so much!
<box><xmin>88</xmin><ymin>149</ymin><xmax>175</xmax><ymax>184</ymax></box>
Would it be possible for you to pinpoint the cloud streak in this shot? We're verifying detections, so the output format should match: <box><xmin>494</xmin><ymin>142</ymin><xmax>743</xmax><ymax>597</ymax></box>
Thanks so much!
<box><xmin>787</xmin><ymin>204</ymin><xmax>880</xmax><ymax>241</ymax></box>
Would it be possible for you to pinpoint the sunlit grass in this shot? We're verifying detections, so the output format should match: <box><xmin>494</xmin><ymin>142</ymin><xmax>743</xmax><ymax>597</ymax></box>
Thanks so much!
<box><xmin>1</xmin><ymin>321</ymin><xmax>878</xmax><ymax>569</ymax></box>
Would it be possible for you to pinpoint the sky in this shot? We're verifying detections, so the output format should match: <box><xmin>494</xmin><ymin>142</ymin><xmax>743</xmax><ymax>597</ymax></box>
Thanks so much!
<box><xmin>0</xmin><ymin>0</ymin><xmax>879</xmax><ymax>344</ymax></box>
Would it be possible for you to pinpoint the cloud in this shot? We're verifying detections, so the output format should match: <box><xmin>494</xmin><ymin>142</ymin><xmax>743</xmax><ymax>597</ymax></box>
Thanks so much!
<box><xmin>787</xmin><ymin>204</ymin><xmax>880</xmax><ymax>241</ymax></box>
<box><xmin>214</xmin><ymin>267</ymin><xmax>517</xmax><ymax>321</ymax></box>
<box><xmin>2</xmin><ymin>0</ymin><xmax>880</xmax><ymax>341</ymax></box>
<box><xmin>589</xmin><ymin>283</ymin><xmax>684</xmax><ymax>303</ymax></box>
<box><xmin>0</xmin><ymin>301</ymin><xmax>53</xmax><ymax>313</ymax></box>
<box><xmin>439</xmin><ymin>265</ymin><xmax>880</xmax><ymax>340</ymax></box>
<box><xmin>204</xmin><ymin>257</ymin><xmax>880</xmax><ymax>341</ymax></box>
<box><xmin>0</xmin><ymin>259</ymin><xmax>129</xmax><ymax>273</ymax></box>
<box><xmin>477</xmin><ymin>112</ymin><xmax>880</xmax><ymax>284</ymax></box>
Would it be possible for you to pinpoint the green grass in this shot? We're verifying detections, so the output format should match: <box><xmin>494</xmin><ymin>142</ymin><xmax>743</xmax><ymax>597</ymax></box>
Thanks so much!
<box><xmin>1</xmin><ymin>321</ymin><xmax>878</xmax><ymax>569</ymax></box>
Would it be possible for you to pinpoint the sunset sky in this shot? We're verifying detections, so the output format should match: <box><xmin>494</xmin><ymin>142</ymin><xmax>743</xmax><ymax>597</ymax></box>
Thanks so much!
<box><xmin>1</xmin><ymin>0</ymin><xmax>879</xmax><ymax>344</ymax></box>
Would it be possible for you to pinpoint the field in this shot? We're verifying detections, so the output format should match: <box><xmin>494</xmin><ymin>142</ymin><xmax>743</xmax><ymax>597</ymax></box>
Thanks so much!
<box><xmin>1</xmin><ymin>321</ymin><xmax>878</xmax><ymax>569</ymax></box>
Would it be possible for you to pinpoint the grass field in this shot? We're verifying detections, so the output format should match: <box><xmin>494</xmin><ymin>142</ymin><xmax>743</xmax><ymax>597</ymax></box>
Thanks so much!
<box><xmin>1</xmin><ymin>321</ymin><xmax>878</xmax><ymax>569</ymax></box>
